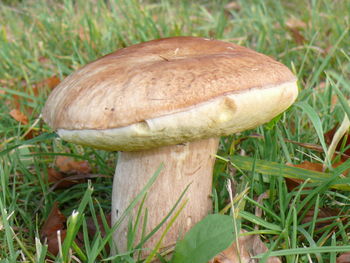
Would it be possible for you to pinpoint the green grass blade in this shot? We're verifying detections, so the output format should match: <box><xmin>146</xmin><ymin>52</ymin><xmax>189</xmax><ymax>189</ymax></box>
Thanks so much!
<box><xmin>254</xmin><ymin>245</ymin><xmax>350</xmax><ymax>258</ymax></box>
<box><xmin>230</xmin><ymin>155</ymin><xmax>350</xmax><ymax>190</ymax></box>
<box><xmin>294</xmin><ymin>102</ymin><xmax>330</xmax><ymax>167</ymax></box>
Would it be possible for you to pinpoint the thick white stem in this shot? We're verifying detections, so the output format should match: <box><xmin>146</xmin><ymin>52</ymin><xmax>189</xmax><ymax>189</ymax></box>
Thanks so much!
<box><xmin>111</xmin><ymin>138</ymin><xmax>219</xmax><ymax>254</ymax></box>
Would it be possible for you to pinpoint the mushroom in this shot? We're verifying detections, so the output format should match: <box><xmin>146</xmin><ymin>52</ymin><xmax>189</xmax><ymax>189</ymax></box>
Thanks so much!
<box><xmin>42</xmin><ymin>36</ymin><xmax>298</xmax><ymax>254</ymax></box>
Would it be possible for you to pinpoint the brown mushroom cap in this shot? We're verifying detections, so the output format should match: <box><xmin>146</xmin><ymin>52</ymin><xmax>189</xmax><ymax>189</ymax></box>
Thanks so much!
<box><xmin>42</xmin><ymin>36</ymin><xmax>298</xmax><ymax>151</ymax></box>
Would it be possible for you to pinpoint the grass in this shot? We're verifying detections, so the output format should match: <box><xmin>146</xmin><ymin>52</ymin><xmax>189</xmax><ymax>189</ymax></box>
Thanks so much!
<box><xmin>0</xmin><ymin>0</ymin><xmax>350</xmax><ymax>262</ymax></box>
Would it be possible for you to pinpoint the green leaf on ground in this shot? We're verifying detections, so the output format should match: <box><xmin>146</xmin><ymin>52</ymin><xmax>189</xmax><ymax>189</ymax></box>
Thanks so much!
<box><xmin>172</xmin><ymin>214</ymin><xmax>235</xmax><ymax>263</ymax></box>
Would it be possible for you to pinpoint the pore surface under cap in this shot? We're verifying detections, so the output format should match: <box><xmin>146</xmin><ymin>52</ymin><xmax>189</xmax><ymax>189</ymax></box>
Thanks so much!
<box><xmin>42</xmin><ymin>36</ymin><xmax>297</xmax><ymax>132</ymax></box>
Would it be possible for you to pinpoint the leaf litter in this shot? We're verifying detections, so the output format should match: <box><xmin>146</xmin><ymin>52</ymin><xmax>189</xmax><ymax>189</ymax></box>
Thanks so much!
<box><xmin>40</xmin><ymin>202</ymin><xmax>111</xmax><ymax>256</ymax></box>
<box><xmin>40</xmin><ymin>202</ymin><xmax>67</xmax><ymax>256</ymax></box>
<box><xmin>285</xmin><ymin>122</ymin><xmax>350</xmax><ymax>237</ymax></box>
<box><xmin>45</xmin><ymin>155</ymin><xmax>110</xmax><ymax>190</ymax></box>
<box><xmin>211</xmin><ymin>193</ymin><xmax>280</xmax><ymax>263</ymax></box>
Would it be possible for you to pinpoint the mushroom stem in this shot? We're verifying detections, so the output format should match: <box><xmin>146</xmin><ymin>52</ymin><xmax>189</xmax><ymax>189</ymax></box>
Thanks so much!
<box><xmin>112</xmin><ymin>137</ymin><xmax>220</xmax><ymax>254</ymax></box>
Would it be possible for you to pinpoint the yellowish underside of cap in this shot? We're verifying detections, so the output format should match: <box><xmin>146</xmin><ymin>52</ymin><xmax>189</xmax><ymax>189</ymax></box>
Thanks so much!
<box><xmin>57</xmin><ymin>81</ymin><xmax>298</xmax><ymax>151</ymax></box>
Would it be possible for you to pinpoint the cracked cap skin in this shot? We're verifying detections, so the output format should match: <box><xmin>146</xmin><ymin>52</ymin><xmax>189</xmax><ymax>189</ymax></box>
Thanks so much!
<box><xmin>42</xmin><ymin>36</ymin><xmax>298</xmax><ymax>151</ymax></box>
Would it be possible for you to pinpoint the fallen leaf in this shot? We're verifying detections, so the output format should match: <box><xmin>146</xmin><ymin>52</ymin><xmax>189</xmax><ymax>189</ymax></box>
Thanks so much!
<box><xmin>211</xmin><ymin>230</ymin><xmax>281</xmax><ymax>263</ymax></box>
<box><xmin>286</xmin><ymin>162</ymin><xmax>349</xmax><ymax>235</ymax></box>
<box><xmin>301</xmin><ymin>207</ymin><xmax>339</xmax><ymax>227</ymax></box>
<box><xmin>40</xmin><ymin>203</ymin><xmax>85</xmax><ymax>256</ymax></box>
<box><xmin>314</xmin><ymin>81</ymin><xmax>336</xmax><ymax>107</ymax></box>
<box><xmin>41</xmin><ymin>202</ymin><xmax>66</xmax><ymax>239</ymax></box>
<box><xmin>248</xmin><ymin>133</ymin><xmax>325</xmax><ymax>154</ymax></box>
<box><xmin>38</xmin><ymin>56</ymin><xmax>50</xmax><ymax>63</ymax></box>
<box><xmin>285</xmin><ymin>177</ymin><xmax>306</xmax><ymax>192</ymax></box>
<box><xmin>40</xmin><ymin>202</ymin><xmax>66</xmax><ymax>256</ymax></box>
<box><xmin>225</xmin><ymin>2</ymin><xmax>241</xmax><ymax>11</ymax></box>
<box><xmin>325</xmin><ymin>124</ymin><xmax>339</xmax><ymax>145</ymax></box>
<box><xmin>86</xmin><ymin>213</ymin><xmax>111</xmax><ymax>238</ymax></box>
<box><xmin>42</xmin><ymin>155</ymin><xmax>107</xmax><ymax>190</ymax></box>
<box><xmin>55</xmin><ymin>156</ymin><xmax>91</xmax><ymax>174</ymax></box>
<box><xmin>286</xmin><ymin>18</ymin><xmax>307</xmax><ymax>29</ymax></box>
<box><xmin>47</xmin><ymin>167</ymin><xmax>63</xmax><ymax>182</ymax></box>
<box><xmin>331</xmin><ymin>95</ymin><xmax>339</xmax><ymax>111</ymax></box>
<box><xmin>325</xmin><ymin>124</ymin><xmax>350</xmax><ymax>160</ymax></box>
<box><xmin>1</xmin><ymin>76</ymin><xmax>59</xmax><ymax>124</ymax></box>
<box><xmin>47</xmin><ymin>230</ymin><xmax>67</xmax><ymax>256</ymax></box>
<box><xmin>75</xmin><ymin>213</ymin><xmax>112</xmax><ymax>254</ymax></box>
<box><xmin>314</xmin><ymin>81</ymin><xmax>327</xmax><ymax>92</ymax></box>
<box><xmin>323</xmin><ymin>45</ymin><xmax>333</xmax><ymax>57</ymax></box>
<box><xmin>23</xmin><ymin>129</ymin><xmax>40</xmax><ymax>140</ymax></box>
<box><xmin>282</xmin><ymin>123</ymin><xmax>350</xmax><ymax>176</ymax></box>
<box><xmin>0</xmin><ymin>78</ymin><xmax>16</xmax><ymax>88</ymax></box>
<box><xmin>77</xmin><ymin>27</ymin><xmax>96</xmax><ymax>49</ymax></box>
<box><xmin>286</xmin><ymin>18</ymin><xmax>306</xmax><ymax>45</ymax></box>
<box><xmin>286</xmin><ymin>160</ymin><xmax>347</xmax><ymax>191</ymax></box>
<box><xmin>11</xmin><ymin>95</ymin><xmax>26</xmax><ymax>115</ymax></box>
<box><xmin>38</xmin><ymin>56</ymin><xmax>56</xmax><ymax>71</ymax></box>
<box><xmin>301</xmin><ymin>207</ymin><xmax>346</xmax><ymax>229</ymax></box>
<box><xmin>212</xmin><ymin>192</ymin><xmax>280</xmax><ymax>263</ymax></box>
<box><xmin>46</xmin><ymin>168</ymin><xmax>76</xmax><ymax>189</ymax></box>
<box><xmin>49</xmin><ymin>172</ymin><xmax>108</xmax><ymax>190</ymax></box>
<box><xmin>46</xmin><ymin>157</ymin><xmax>108</xmax><ymax>189</ymax></box>
<box><xmin>337</xmin><ymin>252</ymin><xmax>350</xmax><ymax>263</ymax></box>
<box><xmin>288</xmin><ymin>161</ymin><xmax>323</xmax><ymax>172</ymax></box>
<box><xmin>288</xmin><ymin>28</ymin><xmax>305</xmax><ymax>45</ymax></box>
<box><xmin>33</xmin><ymin>75</ymin><xmax>60</xmax><ymax>95</ymax></box>
<box><xmin>9</xmin><ymin>109</ymin><xmax>29</xmax><ymax>125</ymax></box>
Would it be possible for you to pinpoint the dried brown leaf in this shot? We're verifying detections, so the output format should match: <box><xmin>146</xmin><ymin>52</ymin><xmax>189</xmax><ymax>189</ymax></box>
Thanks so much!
<box><xmin>225</xmin><ymin>2</ymin><xmax>241</xmax><ymax>11</ymax></box>
<box><xmin>11</xmin><ymin>95</ymin><xmax>24</xmax><ymax>114</ymax></box>
<box><xmin>38</xmin><ymin>57</ymin><xmax>56</xmax><ymax>71</ymax></box>
<box><xmin>286</xmin><ymin>161</ymin><xmax>348</xmax><ymax>234</ymax></box>
<box><xmin>55</xmin><ymin>156</ymin><xmax>91</xmax><ymax>174</ymax></box>
<box><xmin>286</xmin><ymin>160</ymin><xmax>346</xmax><ymax>191</ymax></box>
<box><xmin>286</xmin><ymin>18</ymin><xmax>306</xmax><ymax>45</ymax></box>
<box><xmin>47</xmin><ymin>168</ymin><xmax>63</xmax><ymax>183</ymax></box>
<box><xmin>49</xmin><ymin>173</ymin><xmax>109</xmax><ymax>190</ymax></box>
<box><xmin>9</xmin><ymin>109</ymin><xmax>29</xmax><ymax>125</ymax></box>
<box><xmin>212</xmin><ymin>230</ymin><xmax>281</xmax><ymax>263</ymax></box>
<box><xmin>289</xmin><ymin>28</ymin><xmax>306</xmax><ymax>45</ymax></box>
<box><xmin>0</xmin><ymin>78</ymin><xmax>16</xmax><ymax>87</ymax></box>
<box><xmin>287</xmin><ymin>160</ymin><xmax>346</xmax><ymax>173</ymax></box>
<box><xmin>337</xmin><ymin>252</ymin><xmax>350</xmax><ymax>263</ymax></box>
<box><xmin>286</xmin><ymin>18</ymin><xmax>307</xmax><ymax>29</ymax></box>
<box><xmin>77</xmin><ymin>27</ymin><xmax>96</xmax><ymax>49</ymax></box>
<box><xmin>314</xmin><ymin>81</ymin><xmax>327</xmax><ymax>92</ymax></box>
<box><xmin>46</xmin><ymin>168</ymin><xmax>77</xmax><ymax>189</ymax></box>
<box><xmin>285</xmin><ymin>177</ymin><xmax>306</xmax><ymax>192</ymax></box>
<box><xmin>40</xmin><ymin>202</ymin><xmax>66</xmax><ymax>256</ymax></box>
<box><xmin>23</xmin><ymin>129</ymin><xmax>40</xmax><ymax>140</ymax></box>
<box><xmin>212</xmin><ymin>192</ymin><xmax>280</xmax><ymax>263</ymax></box>
<box><xmin>288</xmin><ymin>161</ymin><xmax>324</xmax><ymax>172</ymax></box>
<box><xmin>331</xmin><ymin>94</ymin><xmax>339</xmax><ymax>111</ymax></box>
<box><xmin>301</xmin><ymin>207</ymin><xmax>345</xmax><ymax>229</ymax></box>
<box><xmin>45</xmin><ymin>156</ymin><xmax>107</xmax><ymax>189</ymax></box>
<box><xmin>33</xmin><ymin>75</ymin><xmax>60</xmax><ymax>94</ymax></box>
<box><xmin>249</xmin><ymin>134</ymin><xmax>325</xmax><ymax>154</ymax></box>
<box><xmin>325</xmin><ymin>124</ymin><xmax>350</xmax><ymax>160</ymax></box>
<box><xmin>5</xmin><ymin>76</ymin><xmax>59</xmax><ymax>120</ymax></box>
<box><xmin>75</xmin><ymin>213</ymin><xmax>112</xmax><ymax>254</ymax></box>
<box><xmin>46</xmin><ymin>230</ymin><xmax>67</xmax><ymax>256</ymax></box>
<box><xmin>86</xmin><ymin>213</ymin><xmax>111</xmax><ymax>238</ymax></box>
<box><xmin>41</xmin><ymin>202</ymin><xmax>66</xmax><ymax>238</ymax></box>
<box><xmin>325</xmin><ymin>124</ymin><xmax>339</xmax><ymax>145</ymax></box>
<box><xmin>322</xmin><ymin>45</ymin><xmax>333</xmax><ymax>57</ymax></box>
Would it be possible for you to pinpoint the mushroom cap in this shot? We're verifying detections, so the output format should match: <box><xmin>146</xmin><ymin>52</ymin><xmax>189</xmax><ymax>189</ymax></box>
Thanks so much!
<box><xmin>42</xmin><ymin>36</ymin><xmax>298</xmax><ymax>151</ymax></box>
